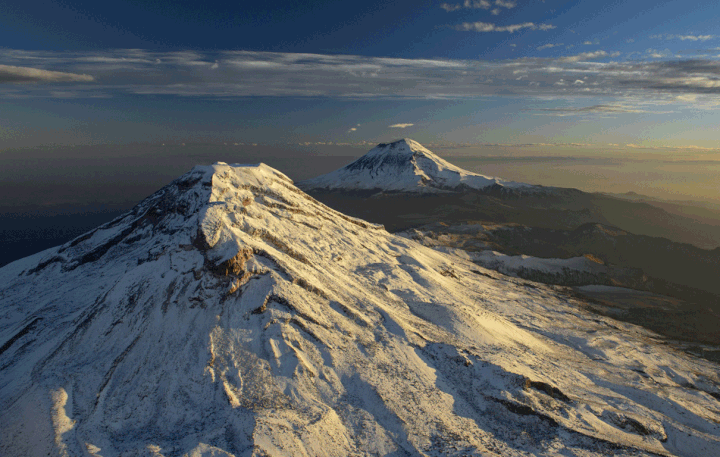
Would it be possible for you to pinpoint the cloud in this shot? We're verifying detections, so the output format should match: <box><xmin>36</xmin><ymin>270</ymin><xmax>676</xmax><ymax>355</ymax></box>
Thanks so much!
<box><xmin>653</xmin><ymin>76</ymin><xmax>720</xmax><ymax>90</ymax></box>
<box><xmin>348</xmin><ymin>127</ymin><xmax>357</xmax><ymax>132</ymax></box>
<box><xmin>0</xmin><ymin>64</ymin><xmax>94</xmax><ymax>83</ymax></box>
<box><xmin>557</xmin><ymin>50</ymin><xmax>609</xmax><ymax>62</ymax></box>
<box><xmin>440</xmin><ymin>3</ymin><xmax>464</xmax><ymax>12</ymax></box>
<box><xmin>531</xmin><ymin>103</ymin><xmax>663</xmax><ymax>116</ymax></box>
<box><xmin>537</xmin><ymin>43</ymin><xmax>563</xmax><ymax>51</ymax></box>
<box><xmin>441</xmin><ymin>0</ymin><xmax>515</xmax><ymax>12</ymax></box>
<box><xmin>647</xmin><ymin>48</ymin><xmax>672</xmax><ymax>59</ymax></box>
<box><xmin>3</xmin><ymin>49</ymin><xmax>720</xmax><ymax>103</ymax></box>
<box><xmin>622</xmin><ymin>143</ymin><xmax>720</xmax><ymax>151</ymax></box>
<box><xmin>389</xmin><ymin>123</ymin><xmax>414</xmax><ymax>128</ymax></box>
<box><xmin>454</xmin><ymin>22</ymin><xmax>555</xmax><ymax>33</ymax></box>
<box><xmin>677</xmin><ymin>35</ymin><xmax>714</xmax><ymax>41</ymax></box>
<box><xmin>653</xmin><ymin>34</ymin><xmax>715</xmax><ymax>42</ymax></box>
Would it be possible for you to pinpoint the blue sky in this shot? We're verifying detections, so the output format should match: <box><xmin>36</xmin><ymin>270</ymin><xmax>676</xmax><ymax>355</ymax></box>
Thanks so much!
<box><xmin>3</xmin><ymin>0</ymin><xmax>720</xmax><ymax>150</ymax></box>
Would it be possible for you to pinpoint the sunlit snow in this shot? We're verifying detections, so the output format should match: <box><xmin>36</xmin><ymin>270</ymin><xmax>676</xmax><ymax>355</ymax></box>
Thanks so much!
<box><xmin>0</xmin><ymin>162</ymin><xmax>718</xmax><ymax>456</ymax></box>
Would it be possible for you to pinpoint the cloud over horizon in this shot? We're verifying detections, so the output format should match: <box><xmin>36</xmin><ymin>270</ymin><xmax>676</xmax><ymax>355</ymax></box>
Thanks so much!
<box><xmin>0</xmin><ymin>64</ymin><xmax>94</xmax><ymax>84</ymax></box>
<box><xmin>1</xmin><ymin>49</ymin><xmax>720</xmax><ymax>107</ymax></box>
<box><xmin>530</xmin><ymin>103</ymin><xmax>668</xmax><ymax>116</ymax></box>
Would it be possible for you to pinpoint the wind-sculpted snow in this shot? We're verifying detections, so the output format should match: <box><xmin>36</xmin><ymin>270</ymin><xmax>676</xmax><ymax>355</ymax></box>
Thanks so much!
<box><xmin>1</xmin><ymin>163</ymin><xmax>719</xmax><ymax>456</ymax></box>
<box><xmin>299</xmin><ymin>138</ymin><xmax>534</xmax><ymax>193</ymax></box>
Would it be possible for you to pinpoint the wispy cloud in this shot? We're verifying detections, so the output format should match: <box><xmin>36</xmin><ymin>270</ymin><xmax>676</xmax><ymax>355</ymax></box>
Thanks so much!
<box><xmin>556</xmin><ymin>50</ymin><xmax>610</xmax><ymax>62</ymax></box>
<box><xmin>646</xmin><ymin>48</ymin><xmax>672</xmax><ymax>59</ymax></box>
<box><xmin>0</xmin><ymin>64</ymin><xmax>94</xmax><ymax>83</ymax></box>
<box><xmin>441</xmin><ymin>0</ymin><xmax>515</xmax><ymax>12</ymax></box>
<box><xmin>537</xmin><ymin>43</ymin><xmax>563</xmax><ymax>51</ymax></box>
<box><xmin>530</xmin><ymin>103</ymin><xmax>666</xmax><ymax>116</ymax></box>
<box><xmin>440</xmin><ymin>3</ymin><xmax>462</xmax><ymax>12</ymax></box>
<box><xmin>454</xmin><ymin>22</ymin><xmax>555</xmax><ymax>33</ymax></box>
<box><xmin>3</xmin><ymin>49</ymin><xmax>720</xmax><ymax>104</ymax></box>
<box><xmin>677</xmin><ymin>35</ymin><xmax>714</xmax><ymax>41</ymax></box>
<box><xmin>389</xmin><ymin>123</ymin><xmax>414</xmax><ymax>128</ymax></box>
<box><xmin>652</xmin><ymin>34</ymin><xmax>715</xmax><ymax>42</ymax></box>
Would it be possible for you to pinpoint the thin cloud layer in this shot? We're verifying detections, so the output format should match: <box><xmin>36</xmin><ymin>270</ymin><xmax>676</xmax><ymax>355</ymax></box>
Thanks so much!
<box><xmin>651</xmin><ymin>34</ymin><xmax>715</xmax><ymax>42</ymax></box>
<box><xmin>531</xmin><ymin>104</ymin><xmax>663</xmax><ymax>116</ymax></box>
<box><xmin>2</xmin><ymin>49</ymin><xmax>720</xmax><ymax>105</ymax></box>
<box><xmin>537</xmin><ymin>43</ymin><xmax>564</xmax><ymax>50</ymax></box>
<box><xmin>557</xmin><ymin>50</ymin><xmax>610</xmax><ymax>62</ymax></box>
<box><xmin>0</xmin><ymin>64</ymin><xmax>94</xmax><ymax>83</ymax></box>
<box><xmin>441</xmin><ymin>0</ymin><xmax>515</xmax><ymax>13</ymax></box>
<box><xmin>389</xmin><ymin>123</ymin><xmax>414</xmax><ymax>128</ymax></box>
<box><xmin>454</xmin><ymin>22</ymin><xmax>556</xmax><ymax>32</ymax></box>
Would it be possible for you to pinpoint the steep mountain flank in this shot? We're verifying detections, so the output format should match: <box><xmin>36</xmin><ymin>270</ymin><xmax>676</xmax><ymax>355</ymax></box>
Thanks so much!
<box><xmin>1</xmin><ymin>163</ymin><xmax>719</xmax><ymax>456</ymax></box>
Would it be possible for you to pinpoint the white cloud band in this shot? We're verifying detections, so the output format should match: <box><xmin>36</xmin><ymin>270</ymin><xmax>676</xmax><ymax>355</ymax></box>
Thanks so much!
<box><xmin>0</xmin><ymin>64</ymin><xmax>94</xmax><ymax>83</ymax></box>
<box><xmin>454</xmin><ymin>22</ymin><xmax>556</xmax><ymax>33</ymax></box>
<box><xmin>2</xmin><ymin>49</ymin><xmax>720</xmax><ymax>104</ymax></box>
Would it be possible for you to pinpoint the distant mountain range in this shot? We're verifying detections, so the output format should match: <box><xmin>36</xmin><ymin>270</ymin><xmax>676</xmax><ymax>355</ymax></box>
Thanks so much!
<box><xmin>303</xmin><ymin>139</ymin><xmax>720</xmax><ymax>355</ymax></box>
<box><xmin>303</xmin><ymin>140</ymin><xmax>720</xmax><ymax>250</ymax></box>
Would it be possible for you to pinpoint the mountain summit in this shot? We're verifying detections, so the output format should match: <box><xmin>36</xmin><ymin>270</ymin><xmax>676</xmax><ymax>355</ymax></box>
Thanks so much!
<box><xmin>299</xmin><ymin>138</ymin><xmax>532</xmax><ymax>192</ymax></box>
<box><xmin>1</xmin><ymin>163</ymin><xmax>719</xmax><ymax>456</ymax></box>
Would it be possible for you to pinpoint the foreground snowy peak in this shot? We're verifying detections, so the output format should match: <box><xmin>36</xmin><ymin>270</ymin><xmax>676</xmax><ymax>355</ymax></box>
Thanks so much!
<box><xmin>1</xmin><ymin>163</ymin><xmax>720</xmax><ymax>456</ymax></box>
<box><xmin>299</xmin><ymin>138</ymin><xmax>532</xmax><ymax>192</ymax></box>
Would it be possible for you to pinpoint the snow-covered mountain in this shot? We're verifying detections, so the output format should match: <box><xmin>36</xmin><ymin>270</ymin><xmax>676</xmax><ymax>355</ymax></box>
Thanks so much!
<box><xmin>1</xmin><ymin>163</ymin><xmax>719</xmax><ymax>456</ymax></box>
<box><xmin>299</xmin><ymin>138</ymin><xmax>534</xmax><ymax>192</ymax></box>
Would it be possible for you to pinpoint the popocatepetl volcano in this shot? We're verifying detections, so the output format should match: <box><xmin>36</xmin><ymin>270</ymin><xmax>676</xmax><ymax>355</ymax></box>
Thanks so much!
<box><xmin>298</xmin><ymin>138</ymin><xmax>534</xmax><ymax>192</ymax></box>
<box><xmin>1</xmin><ymin>163</ymin><xmax>719</xmax><ymax>456</ymax></box>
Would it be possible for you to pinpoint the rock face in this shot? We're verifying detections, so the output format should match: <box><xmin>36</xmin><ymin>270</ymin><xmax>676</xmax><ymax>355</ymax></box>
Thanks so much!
<box><xmin>298</xmin><ymin>138</ymin><xmax>533</xmax><ymax>192</ymax></box>
<box><xmin>1</xmin><ymin>162</ymin><xmax>720</xmax><ymax>457</ymax></box>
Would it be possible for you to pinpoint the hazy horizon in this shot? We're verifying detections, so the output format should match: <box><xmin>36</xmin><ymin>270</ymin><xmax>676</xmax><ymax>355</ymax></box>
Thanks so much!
<box><xmin>2</xmin><ymin>142</ymin><xmax>719</xmax><ymax>217</ymax></box>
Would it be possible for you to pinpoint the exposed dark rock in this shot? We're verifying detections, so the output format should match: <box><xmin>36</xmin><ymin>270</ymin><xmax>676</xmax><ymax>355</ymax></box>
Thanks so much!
<box><xmin>0</xmin><ymin>317</ymin><xmax>41</xmax><ymax>356</ymax></box>
<box><xmin>523</xmin><ymin>379</ymin><xmax>571</xmax><ymax>402</ymax></box>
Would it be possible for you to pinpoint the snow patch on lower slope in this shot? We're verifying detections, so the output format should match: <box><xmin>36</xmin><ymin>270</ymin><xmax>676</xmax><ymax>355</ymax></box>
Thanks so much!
<box><xmin>399</xmin><ymin>227</ymin><xmax>611</xmax><ymax>286</ymax></box>
<box><xmin>0</xmin><ymin>163</ymin><xmax>719</xmax><ymax>456</ymax></box>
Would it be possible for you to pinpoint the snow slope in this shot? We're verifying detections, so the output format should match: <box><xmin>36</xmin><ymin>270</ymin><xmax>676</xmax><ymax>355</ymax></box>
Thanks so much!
<box><xmin>1</xmin><ymin>163</ymin><xmax>719</xmax><ymax>456</ymax></box>
<box><xmin>298</xmin><ymin>138</ymin><xmax>533</xmax><ymax>192</ymax></box>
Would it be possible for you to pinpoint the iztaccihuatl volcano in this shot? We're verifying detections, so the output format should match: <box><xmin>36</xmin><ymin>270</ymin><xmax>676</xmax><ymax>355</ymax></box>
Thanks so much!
<box><xmin>1</xmin><ymin>162</ymin><xmax>719</xmax><ymax>456</ymax></box>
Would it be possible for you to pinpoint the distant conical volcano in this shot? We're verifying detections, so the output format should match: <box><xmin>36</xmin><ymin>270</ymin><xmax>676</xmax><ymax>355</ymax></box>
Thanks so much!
<box><xmin>1</xmin><ymin>162</ymin><xmax>719</xmax><ymax>456</ymax></box>
<box><xmin>299</xmin><ymin>138</ymin><xmax>533</xmax><ymax>192</ymax></box>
